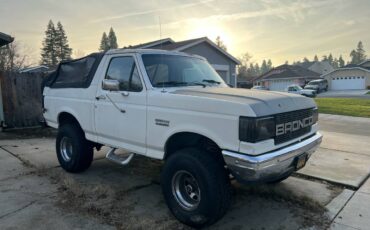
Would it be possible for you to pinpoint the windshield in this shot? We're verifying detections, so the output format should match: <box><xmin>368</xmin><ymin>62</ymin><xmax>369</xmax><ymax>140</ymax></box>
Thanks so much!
<box><xmin>142</xmin><ymin>54</ymin><xmax>225</xmax><ymax>87</ymax></box>
<box><xmin>308</xmin><ymin>81</ymin><xmax>319</xmax><ymax>85</ymax></box>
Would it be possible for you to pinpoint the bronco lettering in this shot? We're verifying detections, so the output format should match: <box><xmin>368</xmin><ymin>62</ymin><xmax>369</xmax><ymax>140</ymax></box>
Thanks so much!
<box><xmin>276</xmin><ymin>116</ymin><xmax>313</xmax><ymax>136</ymax></box>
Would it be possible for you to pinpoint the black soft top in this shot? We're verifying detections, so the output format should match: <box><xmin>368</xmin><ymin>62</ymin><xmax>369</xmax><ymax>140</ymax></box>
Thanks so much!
<box><xmin>44</xmin><ymin>52</ymin><xmax>105</xmax><ymax>88</ymax></box>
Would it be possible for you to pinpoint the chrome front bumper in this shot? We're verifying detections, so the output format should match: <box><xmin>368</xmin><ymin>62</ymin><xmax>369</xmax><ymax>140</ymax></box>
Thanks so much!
<box><xmin>222</xmin><ymin>132</ymin><xmax>323</xmax><ymax>183</ymax></box>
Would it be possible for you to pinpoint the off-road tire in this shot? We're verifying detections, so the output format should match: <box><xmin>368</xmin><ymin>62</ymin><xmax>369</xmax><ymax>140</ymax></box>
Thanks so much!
<box><xmin>56</xmin><ymin>123</ymin><xmax>93</xmax><ymax>173</ymax></box>
<box><xmin>161</xmin><ymin>148</ymin><xmax>232</xmax><ymax>228</ymax></box>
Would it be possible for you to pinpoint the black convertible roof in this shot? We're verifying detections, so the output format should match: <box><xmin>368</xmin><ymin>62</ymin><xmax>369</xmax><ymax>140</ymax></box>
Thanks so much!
<box><xmin>45</xmin><ymin>52</ymin><xmax>105</xmax><ymax>89</ymax></box>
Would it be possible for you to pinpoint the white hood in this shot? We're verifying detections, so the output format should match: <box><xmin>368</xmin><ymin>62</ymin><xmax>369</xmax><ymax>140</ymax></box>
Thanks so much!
<box><xmin>149</xmin><ymin>87</ymin><xmax>317</xmax><ymax>117</ymax></box>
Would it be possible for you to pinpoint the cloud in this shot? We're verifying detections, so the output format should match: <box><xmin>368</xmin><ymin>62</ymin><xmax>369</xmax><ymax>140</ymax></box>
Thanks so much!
<box><xmin>129</xmin><ymin>0</ymin><xmax>334</xmax><ymax>31</ymax></box>
<box><xmin>90</xmin><ymin>0</ymin><xmax>215</xmax><ymax>23</ymax></box>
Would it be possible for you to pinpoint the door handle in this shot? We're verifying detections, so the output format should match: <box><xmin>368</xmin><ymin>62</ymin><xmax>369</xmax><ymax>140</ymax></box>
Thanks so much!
<box><xmin>95</xmin><ymin>95</ymin><xmax>106</xmax><ymax>100</ymax></box>
<box><xmin>121</xmin><ymin>91</ymin><xmax>129</xmax><ymax>97</ymax></box>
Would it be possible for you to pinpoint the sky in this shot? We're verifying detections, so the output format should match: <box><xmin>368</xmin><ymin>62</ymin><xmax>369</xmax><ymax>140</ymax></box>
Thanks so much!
<box><xmin>1</xmin><ymin>0</ymin><xmax>370</xmax><ymax>66</ymax></box>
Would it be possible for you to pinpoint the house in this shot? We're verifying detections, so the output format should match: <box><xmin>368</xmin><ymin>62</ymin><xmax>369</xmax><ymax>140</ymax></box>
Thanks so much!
<box><xmin>297</xmin><ymin>61</ymin><xmax>334</xmax><ymax>75</ymax></box>
<box><xmin>253</xmin><ymin>64</ymin><xmax>321</xmax><ymax>91</ymax></box>
<box><xmin>0</xmin><ymin>32</ymin><xmax>13</xmax><ymax>47</ymax></box>
<box><xmin>321</xmin><ymin>60</ymin><xmax>370</xmax><ymax>90</ymax></box>
<box><xmin>129</xmin><ymin>37</ymin><xmax>241</xmax><ymax>86</ymax></box>
<box><xmin>19</xmin><ymin>65</ymin><xmax>49</xmax><ymax>73</ymax></box>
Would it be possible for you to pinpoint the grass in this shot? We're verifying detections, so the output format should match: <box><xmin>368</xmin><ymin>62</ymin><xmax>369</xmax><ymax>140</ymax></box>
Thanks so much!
<box><xmin>314</xmin><ymin>98</ymin><xmax>370</xmax><ymax>118</ymax></box>
<box><xmin>367</xmin><ymin>91</ymin><xmax>370</xmax><ymax>95</ymax></box>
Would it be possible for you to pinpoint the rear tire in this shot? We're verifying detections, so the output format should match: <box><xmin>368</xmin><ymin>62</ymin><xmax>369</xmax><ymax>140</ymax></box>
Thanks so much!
<box><xmin>56</xmin><ymin>123</ymin><xmax>93</xmax><ymax>173</ymax></box>
<box><xmin>161</xmin><ymin>148</ymin><xmax>232</xmax><ymax>228</ymax></box>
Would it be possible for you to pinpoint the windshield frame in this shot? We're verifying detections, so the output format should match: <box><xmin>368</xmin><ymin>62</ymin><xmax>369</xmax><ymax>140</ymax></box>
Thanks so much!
<box><xmin>139</xmin><ymin>53</ymin><xmax>227</xmax><ymax>89</ymax></box>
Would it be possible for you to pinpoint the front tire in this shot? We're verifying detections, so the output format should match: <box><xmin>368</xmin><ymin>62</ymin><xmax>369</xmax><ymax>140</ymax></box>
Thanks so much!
<box><xmin>161</xmin><ymin>148</ymin><xmax>231</xmax><ymax>228</ymax></box>
<box><xmin>56</xmin><ymin>123</ymin><xmax>93</xmax><ymax>173</ymax></box>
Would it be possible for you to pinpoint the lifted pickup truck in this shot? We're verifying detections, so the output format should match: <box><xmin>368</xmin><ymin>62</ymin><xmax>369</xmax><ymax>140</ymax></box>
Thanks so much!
<box><xmin>43</xmin><ymin>49</ymin><xmax>322</xmax><ymax>228</ymax></box>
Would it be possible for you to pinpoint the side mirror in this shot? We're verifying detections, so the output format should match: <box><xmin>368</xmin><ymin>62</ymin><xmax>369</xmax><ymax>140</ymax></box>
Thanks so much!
<box><xmin>102</xmin><ymin>79</ymin><xmax>120</xmax><ymax>91</ymax></box>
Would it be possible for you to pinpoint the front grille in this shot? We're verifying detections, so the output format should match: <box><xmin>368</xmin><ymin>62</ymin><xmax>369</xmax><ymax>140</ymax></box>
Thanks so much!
<box><xmin>274</xmin><ymin>108</ymin><xmax>314</xmax><ymax>145</ymax></box>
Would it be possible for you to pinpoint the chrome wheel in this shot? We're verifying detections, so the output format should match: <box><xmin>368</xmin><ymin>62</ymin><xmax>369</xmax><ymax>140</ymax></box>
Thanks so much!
<box><xmin>172</xmin><ymin>170</ymin><xmax>201</xmax><ymax>211</ymax></box>
<box><xmin>60</xmin><ymin>137</ymin><xmax>73</xmax><ymax>162</ymax></box>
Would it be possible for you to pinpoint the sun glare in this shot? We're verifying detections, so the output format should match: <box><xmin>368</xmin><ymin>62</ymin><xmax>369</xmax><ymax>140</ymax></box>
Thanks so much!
<box><xmin>189</xmin><ymin>24</ymin><xmax>231</xmax><ymax>46</ymax></box>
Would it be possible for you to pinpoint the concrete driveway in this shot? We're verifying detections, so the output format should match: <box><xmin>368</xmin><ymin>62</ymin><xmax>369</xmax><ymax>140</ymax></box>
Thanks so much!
<box><xmin>0</xmin><ymin>114</ymin><xmax>369</xmax><ymax>229</ymax></box>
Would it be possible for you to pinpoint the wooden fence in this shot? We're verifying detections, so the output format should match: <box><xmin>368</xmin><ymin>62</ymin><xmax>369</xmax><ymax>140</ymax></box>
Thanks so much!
<box><xmin>0</xmin><ymin>71</ymin><xmax>46</xmax><ymax>128</ymax></box>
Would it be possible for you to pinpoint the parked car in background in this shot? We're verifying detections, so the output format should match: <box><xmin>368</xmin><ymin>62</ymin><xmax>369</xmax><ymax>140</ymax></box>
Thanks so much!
<box><xmin>286</xmin><ymin>85</ymin><xmax>316</xmax><ymax>97</ymax></box>
<box><xmin>251</xmin><ymin>85</ymin><xmax>268</xmax><ymax>90</ymax></box>
<box><xmin>304</xmin><ymin>79</ymin><xmax>328</xmax><ymax>93</ymax></box>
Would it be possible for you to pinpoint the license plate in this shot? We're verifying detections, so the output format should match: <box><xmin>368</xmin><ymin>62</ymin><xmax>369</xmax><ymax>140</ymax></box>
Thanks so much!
<box><xmin>295</xmin><ymin>154</ymin><xmax>307</xmax><ymax>170</ymax></box>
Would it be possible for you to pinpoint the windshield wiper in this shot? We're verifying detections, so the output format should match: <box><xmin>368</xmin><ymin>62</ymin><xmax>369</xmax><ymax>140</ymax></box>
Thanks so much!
<box><xmin>202</xmin><ymin>79</ymin><xmax>221</xmax><ymax>84</ymax></box>
<box><xmin>154</xmin><ymin>81</ymin><xmax>206</xmax><ymax>88</ymax></box>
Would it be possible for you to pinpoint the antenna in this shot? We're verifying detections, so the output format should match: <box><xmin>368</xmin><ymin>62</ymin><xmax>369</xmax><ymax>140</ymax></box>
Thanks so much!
<box><xmin>159</xmin><ymin>16</ymin><xmax>166</xmax><ymax>92</ymax></box>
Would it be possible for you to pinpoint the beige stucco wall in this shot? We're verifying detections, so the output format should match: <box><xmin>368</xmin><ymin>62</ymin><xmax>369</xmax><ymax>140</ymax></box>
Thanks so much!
<box><xmin>323</xmin><ymin>68</ymin><xmax>370</xmax><ymax>89</ymax></box>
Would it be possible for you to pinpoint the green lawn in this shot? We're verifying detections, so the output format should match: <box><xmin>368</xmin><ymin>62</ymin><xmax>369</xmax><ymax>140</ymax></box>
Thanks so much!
<box><xmin>314</xmin><ymin>98</ymin><xmax>370</xmax><ymax>118</ymax></box>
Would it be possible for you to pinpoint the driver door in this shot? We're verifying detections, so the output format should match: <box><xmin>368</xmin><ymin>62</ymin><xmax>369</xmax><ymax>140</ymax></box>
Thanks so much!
<box><xmin>94</xmin><ymin>54</ymin><xmax>147</xmax><ymax>154</ymax></box>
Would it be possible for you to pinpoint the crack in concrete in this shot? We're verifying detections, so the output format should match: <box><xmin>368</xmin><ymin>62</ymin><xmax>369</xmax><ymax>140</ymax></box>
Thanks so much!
<box><xmin>0</xmin><ymin>201</ymin><xmax>37</xmax><ymax>220</ymax></box>
<box><xmin>319</xmin><ymin>146</ymin><xmax>370</xmax><ymax>158</ymax></box>
<box><xmin>0</xmin><ymin>146</ymin><xmax>35</xmax><ymax>168</ymax></box>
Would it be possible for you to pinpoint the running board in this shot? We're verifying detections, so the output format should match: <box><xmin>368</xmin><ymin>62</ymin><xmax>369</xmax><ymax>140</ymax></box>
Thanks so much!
<box><xmin>106</xmin><ymin>148</ymin><xmax>135</xmax><ymax>166</ymax></box>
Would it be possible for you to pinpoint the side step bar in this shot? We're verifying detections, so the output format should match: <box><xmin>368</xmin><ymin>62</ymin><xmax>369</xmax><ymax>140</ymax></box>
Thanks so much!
<box><xmin>106</xmin><ymin>148</ymin><xmax>135</xmax><ymax>166</ymax></box>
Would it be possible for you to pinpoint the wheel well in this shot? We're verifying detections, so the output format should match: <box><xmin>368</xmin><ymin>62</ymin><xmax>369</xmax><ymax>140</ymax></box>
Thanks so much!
<box><xmin>58</xmin><ymin>112</ymin><xmax>81</xmax><ymax>128</ymax></box>
<box><xmin>164</xmin><ymin>132</ymin><xmax>224</xmax><ymax>163</ymax></box>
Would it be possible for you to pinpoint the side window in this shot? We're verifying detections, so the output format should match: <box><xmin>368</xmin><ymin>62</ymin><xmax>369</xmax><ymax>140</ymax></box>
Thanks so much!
<box><xmin>105</xmin><ymin>57</ymin><xmax>143</xmax><ymax>92</ymax></box>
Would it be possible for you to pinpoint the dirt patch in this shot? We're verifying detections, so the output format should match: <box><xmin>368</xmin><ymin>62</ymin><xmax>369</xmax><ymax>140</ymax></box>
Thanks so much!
<box><xmin>0</xmin><ymin>127</ymin><xmax>56</xmax><ymax>140</ymax></box>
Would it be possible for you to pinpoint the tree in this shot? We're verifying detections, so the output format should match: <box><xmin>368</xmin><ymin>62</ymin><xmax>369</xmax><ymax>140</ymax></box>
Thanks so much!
<box><xmin>314</xmin><ymin>55</ymin><xmax>319</xmax><ymax>62</ymax></box>
<box><xmin>350</xmin><ymin>41</ymin><xmax>366</xmax><ymax>64</ymax></box>
<box><xmin>55</xmin><ymin>22</ymin><xmax>72</xmax><ymax>62</ymax></box>
<box><xmin>302</xmin><ymin>57</ymin><xmax>309</xmax><ymax>63</ymax></box>
<box><xmin>108</xmin><ymin>27</ymin><xmax>118</xmax><ymax>49</ymax></box>
<box><xmin>254</xmin><ymin>63</ymin><xmax>260</xmax><ymax>76</ymax></box>
<box><xmin>328</xmin><ymin>53</ymin><xmax>334</xmax><ymax>65</ymax></box>
<box><xmin>321</xmin><ymin>55</ymin><xmax>328</xmax><ymax>61</ymax></box>
<box><xmin>0</xmin><ymin>41</ymin><xmax>29</xmax><ymax>72</ymax></box>
<box><xmin>237</xmin><ymin>53</ymin><xmax>252</xmax><ymax>79</ymax></box>
<box><xmin>332</xmin><ymin>58</ymin><xmax>339</xmax><ymax>69</ymax></box>
<box><xmin>267</xmin><ymin>59</ymin><xmax>272</xmax><ymax>69</ymax></box>
<box><xmin>261</xmin><ymin>60</ymin><xmax>269</xmax><ymax>74</ymax></box>
<box><xmin>99</xmin><ymin>32</ymin><xmax>109</xmax><ymax>51</ymax></box>
<box><xmin>338</xmin><ymin>55</ymin><xmax>345</xmax><ymax>67</ymax></box>
<box><xmin>215</xmin><ymin>36</ymin><xmax>227</xmax><ymax>51</ymax></box>
<box><xmin>40</xmin><ymin>20</ymin><xmax>58</xmax><ymax>67</ymax></box>
<box><xmin>41</xmin><ymin>20</ymin><xmax>72</xmax><ymax>67</ymax></box>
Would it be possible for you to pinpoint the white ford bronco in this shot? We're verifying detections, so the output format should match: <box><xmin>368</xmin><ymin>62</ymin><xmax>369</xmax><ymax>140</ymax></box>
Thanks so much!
<box><xmin>43</xmin><ymin>49</ymin><xmax>322</xmax><ymax>228</ymax></box>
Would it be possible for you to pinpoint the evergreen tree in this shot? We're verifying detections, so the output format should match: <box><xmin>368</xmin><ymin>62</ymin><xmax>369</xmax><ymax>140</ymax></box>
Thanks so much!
<box><xmin>350</xmin><ymin>41</ymin><xmax>366</xmax><ymax>64</ymax></box>
<box><xmin>267</xmin><ymin>59</ymin><xmax>272</xmax><ymax>69</ymax></box>
<box><xmin>254</xmin><ymin>63</ymin><xmax>260</xmax><ymax>76</ymax></box>
<box><xmin>99</xmin><ymin>32</ymin><xmax>110</xmax><ymax>51</ymax></box>
<box><xmin>40</xmin><ymin>20</ymin><xmax>58</xmax><ymax>67</ymax></box>
<box><xmin>338</xmin><ymin>55</ymin><xmax>345</xmax><ymax>67</ymax></box>
<box><xmin>55</xmin><ymin>21</ymin><xmax>72</xmax><ymax>62</ymax></box>
<box><xmin>261</xmin><ymin>60</ymin><xmax>268</xmax><ymax>74</ymax></box>
<box><xmin>285</xmin><ymin>60</ymin><xmax>289</xmax><ymax>64</ymax></box>
<box><xmin>215</xmin><ymin>36</ymin><xmax>227</xmax><ymax>51</ymax></box>
<box><xmin>332</xmin><ymin>58</ymin><xmax>339</xmax><ymax>69</ymax></box>
<box><xmin>328</xmin><ymin>53</ymin><xmax>334</xmax><ymax>65</ymax></box>
<box><xmin>302</xmin><ymin>57</ymin><xmax>309</xmax><ymax>63</ymax></box>
<box><xmin>247</xmin><ymin>63</ymin><xmax>255</xmax><ymax>77</ymax></box>
<box><xmin>314</xmin><ymin>55</ymin><xmax>319</xmax><ymax>62</ymax></box>
<box><xmin>321</xmin><ymin>55</ymin><xmax>328</xmax><ymax>61</ymax></box>
<box><xmin>108</xmin><ymin>27</ymin><xmax>118</xmax><ymax>49</ymax></box>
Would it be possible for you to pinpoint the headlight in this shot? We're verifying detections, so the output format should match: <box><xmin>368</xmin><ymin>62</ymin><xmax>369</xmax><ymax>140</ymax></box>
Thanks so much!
<box><xmin>239</xmin><ymin>116</ymin><xmax>275</xmax><ymax>143</ymax></box>
<box><xmin>312</xmin><ymin>108</ymin><xmax>318</xmax><ymax>124</ymax></box>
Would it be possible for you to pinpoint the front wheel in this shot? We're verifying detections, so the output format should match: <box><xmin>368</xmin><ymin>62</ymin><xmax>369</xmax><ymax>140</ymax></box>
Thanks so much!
<box><xmin>56</xmin><ymin>123</ymin><xmax>93</xmax><ymax>173</ymax></box>
<box><xmin>161</xmin><ymin>148</ymin><xmax>232</xmax><ymax>228</ymax></box>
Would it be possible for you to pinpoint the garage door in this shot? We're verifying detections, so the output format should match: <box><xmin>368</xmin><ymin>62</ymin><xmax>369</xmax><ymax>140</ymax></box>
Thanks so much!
<box><xmin>269</xmin><ymin>79</ymin><xmax>295</xmax><ymax>91</ymax></box>
<box><xmin>331</xmin><ymin>76</ymin><xmax>366</xmax><ymax>90</ymax></box>
<box><xmin>216</xmin><ymin>70</ymin><xmax>228</xmax><ymax>83</ymax></box>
